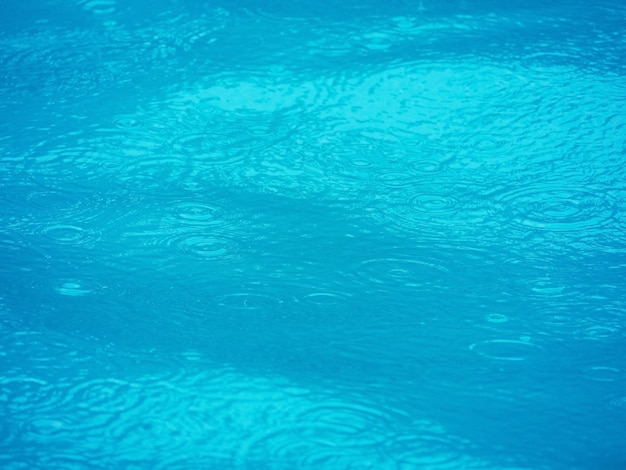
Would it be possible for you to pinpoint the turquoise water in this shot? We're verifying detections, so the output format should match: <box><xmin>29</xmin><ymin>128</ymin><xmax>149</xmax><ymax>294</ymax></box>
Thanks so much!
<box><xmin>1</xmin><ymin>0</ymin><xmax>625</xmax><ymax>468</ymax></box>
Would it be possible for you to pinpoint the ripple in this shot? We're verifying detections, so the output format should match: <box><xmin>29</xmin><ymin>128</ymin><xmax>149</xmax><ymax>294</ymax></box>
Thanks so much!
<box><xmin>575</xmin><ymin>324</ymin><xmax>622</xmax><ymax>341</ymax></box>
<box><xmin>307</xmin><ymin>132</ymin><xmax>391</xmax><ymax>185</ymax></box>
<box><xmin>54</xmin><ymin>280</ymin><xmax>98</xmax><ymax>297</ymax></box>
<box><xmin>236</xmin><ymin>398</ymin><xmax>396</xmax><ymax>467</ymax></box>
<box><xmin>520</xmin><ymin>52</ymin><xmax>582</xmax><ymax>76</ymax></box>
<box><xmin>350</xmin><ymin>255</ymin><xmax>449</xmax><ymax>290</ymax></box>
<box><xmin>0</xmin><ymin>330</ymin><xmax>101</xmax><ymax>376</ymax></box>
<box><xmin>167</xmin><ymin>197</ymin><xmax>245</xmax><ymax>234</ymax></box>
<box><xmin>157</xmin><ymin>199</ymin><xmax>246</xmax><ymax>261</ymax></box>
<box><xmin>41</xmin><ymin>224</ymin><xmax>96</xmax><ymax>245</ymax></box>
<box><xmin>535</xmin><ymin>307</ymin><xmax>590</xmax><ymax>337</ymax></box>
<box><xmin>27</xmin><ymin>417</ymin><xmax>68</xmax><ymax>438</ymax></box>
<box><xmin>384</xmin><ymin>432</ymin><xmax>469</xmax><ymax>468</ymax></box>
<box><xmin>486</xmin><ymin>313</ymin><xmax>509</xmax><ymax>323</ymax></box>
<box><xmin>0</xmin><ymin>418</ymin><xmax>16</xmax><ymax>450</ymax></box>
<box><xmin>31</xmin><ymin>378</ymin><xmax>197</xmax><ymax>464</ymax></box>
<box><xmin>0</xmin><ymin>29</ymin><xmax>125</xmax><ymax>101</ymax></box>
<box><xmin>216</xmin><ymin>291</ymin><xmax>284</xmax><ymax>310</ymax></box>
<box><xmin>77</xmin><ymin>0</ymin><xmax>117</xmax><ymax>16</ymax></box>
<box><xmin>15</xmin><ymin>452</ymin><xmax>100</xmax><ymax>470</ymax></box>
<box><xmin>116</xmin><ymin>154</ymin><xmax>189</xmax><ymax>192</ymax></box>
<box><xmin>582</xmin><ymin>366</ymin><xmax>622</xmax><ymax>382</ymax></box>
<box><xmin>172</xmin><ymin>202</ymin><xmax>224</xmax><ymax>225</ymax></box>
<box><xmin>299</xmin><ymin>291</ymin><xmax>350</xmax><ymax>306</ymax></box>
<box><xmin>495</xmin><ymin>184</ymin><xmax>616</xmax><ymax>232</ymax></box>
<box><xmin>381</xmin><ymin>181</ymin><xmax>490</xmax><ymax>236</ymax></box>
<box><xmin>237</xmin><ymin>147</ymin><xmax>333</xmax><ymax>198</ymax></box>
<box><xmin>347</xmin><ymin>156</ymin><xmax>375</xmax><ymax>171</ymax></box>
<box><xmin>409</xmin><ymin>157</ymin><xmax>446</xmax><ymax>174</ymax></box>
<box><xmin>169</xmin><ymin>130</ymin><xmax>265</xmax><ymax>171</ymax></box>
<box><xmin>104</xmin><ymin>348</ymin><xmax>192</xmax><ymax>381</ymax></box>
<box><xmin>296</xmin><ymin>402</ymin><xmax>390</xmax><ymax>446</ymax></box>
<box><xmin>111</xmin><ymin>414</ymin><xmax>196</xmax><ymax>457</ymax></box>
<box><xmin>27</xmin><ymin>142</ymin><xmax>129</xmax><ymax>191</ymax></box>
<box><xmin>25</xmin><ymin>189</ymin><xmax>87</xmax><ymax>211</ymax></box>
<box><xmin>462</xmin><ymin>131</ymin><xmax>512</xmax><ymax>156</ymax></box>
<box><xmin>0</xmin><ymin>376</ymin><xmax>64</xmax><ymax>415</ymax></box>
<box><xmin>576</xmin><ymin>305</ymin><xmax>626</xmax><ymax>341</ymax></box>
<box><xmin>109</xmin><ymin>371</ymin><xmax>279</xmax><ymax>463</ymax></box>
<box><xmin>374</xmin><ymin>171</ymin><xmax>418</xmax><ymax>188</ymax></box>
<box><xmin>180</xmin><ymin>235</ymin><xmax>239</xmax><ymax>259</ymax></box>
<box><xmin>112</xmin><ymin>114</ymin><xmax>141</xmax><ymax>129</ymax></box>
<box><xmin>63</xmin><ymin>378</ymin><xmax>143</xmax><ymax>414</ymax></box>
<box><xmin>410</xmin><ymin>193</ymin><xmax>459</xmax><ymax>214</ymax></box>
<box><xmin>142</xmin><ymin>227</ymin><xmax>242</xmax><ymax>264</ymax></box>
<box><xmin>469</xmin><ymin>339</ymin><xmax>544</xmax><ymax>361</ymax></box>
<box><xmin>608</xmin><ymin>394</ymin><xmax>626</xmax><ymax>411</ymax></box>
<box><xmin>237</xmin><ymin>428</ymin><xmax>380</xmax><ymax>468</ymax></box>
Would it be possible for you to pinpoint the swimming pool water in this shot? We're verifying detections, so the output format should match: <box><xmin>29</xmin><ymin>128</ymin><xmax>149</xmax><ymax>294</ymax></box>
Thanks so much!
<box><xmin>1</xmin><ymin>0</ymin><xmax>625</xmax><ymax>468</ymax></box>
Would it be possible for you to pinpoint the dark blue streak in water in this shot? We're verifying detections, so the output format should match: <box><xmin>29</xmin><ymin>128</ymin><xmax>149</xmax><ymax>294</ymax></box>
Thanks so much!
<box><xmin>1</xmin><ymin>0</ymin><xmax>626</xmax><ymax>468</ymax></box>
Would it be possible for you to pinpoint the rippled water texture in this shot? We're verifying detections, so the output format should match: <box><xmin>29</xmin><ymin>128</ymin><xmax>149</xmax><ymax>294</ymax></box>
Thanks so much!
<box><xmin>1</xmin><ymin>0</ymin><xmax>626</xmax><ymax>468</ymax></box>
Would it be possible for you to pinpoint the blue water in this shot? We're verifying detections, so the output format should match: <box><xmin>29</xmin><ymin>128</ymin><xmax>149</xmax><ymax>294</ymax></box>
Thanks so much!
<box><xmin>1</xmin><ymin>0</ymin><xmax>625</xmax><ymax>468</ymax></box>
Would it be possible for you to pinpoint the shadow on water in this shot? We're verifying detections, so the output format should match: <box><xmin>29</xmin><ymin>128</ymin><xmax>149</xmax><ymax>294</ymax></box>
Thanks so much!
<box><xmin>6</xmin><ymin>186</ymin><xmax>621</xmax><ymax>466</ymax></box>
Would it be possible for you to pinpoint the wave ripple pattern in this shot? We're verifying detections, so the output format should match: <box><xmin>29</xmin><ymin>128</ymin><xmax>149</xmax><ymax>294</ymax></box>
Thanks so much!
<box><xmin>1</xmin><ymin>0</ymin><xmax>625</xmax><ymax>468</ymax></box>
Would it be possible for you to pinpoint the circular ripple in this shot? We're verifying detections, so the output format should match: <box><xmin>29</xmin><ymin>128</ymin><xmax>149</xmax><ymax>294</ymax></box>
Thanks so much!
<box><xmin>145</xmin><ymin>227</ymin><xmax>242</xmax><ymax>264</ymax></box>
<box><xmin>0</xmin><ymin>30</ymin><xmax>126</xmax><ymax>101</ymax></box>
<box><xmin>384</xmin><ymin>433</ymin><xmax>468</xmax><ymax>468</ymax></box>
<box><xmin>292</xmin><ymin>401</ymin><xmax>390</xmax><ymax>447</ymax></box>
<box><xmin>26</xmin><ymin>138</ymin><xmax>130</xmax><ymax>190</ymax></box>
<box><xmin>462</xmin><ymin>132</ymin><xmax>512</xmax><ymax>156</ymax></box>
<box><xmin>25</xmin><ymin>416</ymin><xmax>77</xmax><ymax>442</ymax></box>
<box><xmin>55</xmin><ymin>280</ymin><xmax>96</xmax><ymax>297</ymax></box>
<box><xmin>486</xmin><ymin>313</ymin><xmax>509</xmax><ymax>323</ymax></box>
<box><xmin>85</xmin><ymin>379</ymin><xmax>209</xmax><ymax>463</ymax></box>
<box><xmin>117</xmin><ymin>155</ymin><xmax>189</xmax><ymax>192</ymax></box>
<box><xmin>582</xmin><ymin>366</ymin><xmax>622</xmax><ymax>382</ymax></box>
<box><xmin>300</xmin><ymin>291</ymin><xmax>350</xmax><ymax>306</ymax></box>
<box><xmin>351</xmin><ymin>256</ymin><xmax>449</xmax><ymax>289</ymax></box>
<box><xmin>41</xmin><ymin>224</ymin><xmax>96</xmax><ymax>245</ymax></box>
<box><xmin>347</xmin><ymin>156</ymin><xmax>375</xmax><ymax>171</ymax></box>
<box><xmin>172</xmin><ymin>202</ymin><xmax>223</xmax><ymax>224</ymax></box>
<box><xmin>495</xmin><ymin>185</ymin><xmax>616</xmax><ymax>232</ymax></box>
<box><xmin>577</xmin><ymin>305</ymin><xmax>626</xmax><ymax>340</ymax></box>
<box><xmin>114</xmin><ymin>415</ymin><xmax>192</xmax><ymax>453</ymax></box>
<box><xmin>536</xmin><ymin>306</ymin><xmax>590</xmax><ymax>337</ymax></box>
<box><xmin>374</xmin><ymin>171</ymin><xmax>418</xmax><ymax>188</ymax></box>
<box><xmin>170</xmin><ymin>130</ymin><xmax>263</xmax><ymax>170</ymax></box>
<box><xmin>469</xmin><ymin>339</ymin><xmax>543</xmax><ymax>361</ymax></box>
<box><xmin>0</xmin><ymin>376</ymin><xmax>64</xmax><ymax>415</ymax></box>
<box><xmin>238</xmin><ymin>428</ymin><xmax>381</xmax><ymax>468</ymax></box>
<box><xmin>409</xmin><ymin>158</ymin><xmax>446</xmax><ymax>174</ymax></box>
<box><xmin>167</xmin><ymin>199</ymin><xmax>244</xmax><ymax>233</ymax></box>
<box><xmin>112</xmin><ymin>114</ymin><xmax>141</xmax><ymax>129</ymax></box>
<box><xmin>236</xmin><ymin>398</ymin><xmax>396</xmax><ymax>467</ymax></box>
<box><xmin>381</xmin><ymin>181</ymin><xmax>490</xmax><ymax>235</ymax></box>
<box><xmin>62</xmin><ymin>378</ymin><xmax>142</xmax><ymax>415</ymax></box>
<box><xmin>179</xmin><ymin>235</ymin><xmax>240</xmax><ymax>260</ymax></box>
<box><xmin>25</xmin><ymin>189</ymin><xmax>87</xmax><ymax>211</ymax></box>
<box><xmin>316</xmin><ymin>133</ymin><xmax>386</xmax><ymax>183</ymax></box>
<box><xmin>410</xmin><ymin>193</ymin><xmax>459</xmax><ymax>214</ymax></box>
<box><xmin>576</xmin><ymin>324</ymin><xmax>622</xmax><ymax>341</ymax></box>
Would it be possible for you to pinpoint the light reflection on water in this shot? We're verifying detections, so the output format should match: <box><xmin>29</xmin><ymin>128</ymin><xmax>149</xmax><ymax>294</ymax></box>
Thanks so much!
<box><xmin>1</xmin><ymin>0</ymin><xmax>625</xmax><ymax>467</ymax></box>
